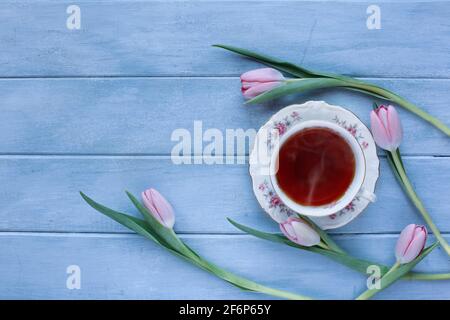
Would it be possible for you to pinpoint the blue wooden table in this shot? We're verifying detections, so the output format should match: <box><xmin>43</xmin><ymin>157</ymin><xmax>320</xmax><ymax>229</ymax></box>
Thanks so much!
<box><xmin>0</xmin><ymin>0</ymin><xmax>449</xmax><ymax>299</ymax></box>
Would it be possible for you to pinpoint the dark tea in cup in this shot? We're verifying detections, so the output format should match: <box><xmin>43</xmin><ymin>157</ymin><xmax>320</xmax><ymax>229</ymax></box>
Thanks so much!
<box><xmin>275</xmin><ymin>127</ymin><xmax>356</xmax><ymax>206</ymax></box>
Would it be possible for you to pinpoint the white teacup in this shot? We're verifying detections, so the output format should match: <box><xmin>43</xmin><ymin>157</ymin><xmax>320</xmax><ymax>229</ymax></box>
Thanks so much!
<box><xmin>269</xmin><ymin>120</ymin><xmax>376</xmax><ymax>217</ymax></box>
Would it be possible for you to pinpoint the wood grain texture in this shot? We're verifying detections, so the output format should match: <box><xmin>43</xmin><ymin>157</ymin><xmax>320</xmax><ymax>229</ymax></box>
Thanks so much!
<box><xmin>0</xmin><ymin>1</ymin><xmax>449</xmax><ymax>77</ymax></box>
<box><xmin>1</xmin><ymin>78</ymin><xmax>449</xmax><ymax>155</ymax></box>
<box><xmin>1</xmin><ymin>0</ymin><xmax>449</xmax><ymax>300</ymax></box>
<box><xmin>0</xmin><ymin>156</ymin><xmax>448</xmax><ymax>234</ymax></box>
<box><xmin>1</xmin><ymin>232</ymin><xmax>450</xmax><ymax>300</ymax></box>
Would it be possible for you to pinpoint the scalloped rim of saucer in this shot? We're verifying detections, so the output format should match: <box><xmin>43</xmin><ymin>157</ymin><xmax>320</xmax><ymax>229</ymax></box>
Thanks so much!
<box><xmin>249</xmin><ymin>100</ymin><xmax>380</xmax><ymax>230</ymax></box>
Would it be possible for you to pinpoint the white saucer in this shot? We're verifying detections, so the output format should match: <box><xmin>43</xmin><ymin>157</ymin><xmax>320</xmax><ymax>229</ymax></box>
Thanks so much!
<box><xmin>249</xmin><ymin>101</ymin><xmax>379</xmax><ymax>229</ymax></box>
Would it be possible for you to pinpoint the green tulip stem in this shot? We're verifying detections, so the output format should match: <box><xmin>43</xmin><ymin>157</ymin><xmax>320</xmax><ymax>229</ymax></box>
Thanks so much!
<box><xmin>344</xmin><ymin>81</ymin><xmax>450</xmax><ymax>136</ymax></box>
<box><xmin>390</xmin><ymin>149</ymin><xmax>450</xmax><ymax>256</ymax></box>
<box><xmin>404</xmin><ymin>273</ymin><xmax>450</xmax><ymax>280</ymax></box>
<box><xmin>356</xmin><ymin>262</ymin><xmax>401</xmax><ymax>300</ymax></box>
<box><xmin>284</xmin><ymin>78</ymin><xmax>450</xmax><ymax>136</ymax></box>
<box><xmin>317</xmin><ymin>241</ymin><xmax>330</xmax><ymax>250</ymax></box>
<box><xmin>214</xmin><ymin>44</ymin><xmax>450</xmax><ymax>136</ymax></box>
<box><xmin>383</xmin><ymin>261</ymin><xmax>401</xmax><ymax>278</ymax></box>
<box><xmin>187</xmin><ymin>250</ymin><xmax>313</xmax><ymax>300</ymax></box>
<box><xmin>227</xmin><ymin>219</ymin><xmax>450</xmax><ymax>282</ymax></box>
<box><xmin>81</xmin><ymin>192</ymin><xmax>315</xmax><ymax>300</ymax></box>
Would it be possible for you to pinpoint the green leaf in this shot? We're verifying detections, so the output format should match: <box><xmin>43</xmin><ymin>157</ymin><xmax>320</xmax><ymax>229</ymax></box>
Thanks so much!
<box><xmin>214</xmin><ymin>44</ymin><xmax>324</xmax><ymax>78</ymax></box>
<box><xmin>318</xmin><ymin>249</ymin><xmax>389</xmax><ymax>275</ymax></box>
<box><xmin>246</xmin><ymin>78</ymin><xmax>346</xmax><ymax>105</ymax></box>
<box><xmin>356</xmin><ymin>242</ymin><xmax>439</xmax><ymax>300</ymax></box>
<box><xmin>389</xmin><ymin>152</ymin><xmax>450</xmax><ymax>256</ymax></box>
<box><xmin>80</xmin><ymin>191</ymin><xmax>164</xmax><ymax>245</ymax></box>
<box><xmin>80</xmin><ymin>192</ymin><xmax>216</xmax><ymax>273</ymax></box>
<box><xmin>345</xmin><ymin>87</ymin><xmax>394</xmax><ymax>100</ymax></box>
<box><xmin>389</xmin><ymin>149</ymin><xmax>409</xmax><ymax>200</ymax></box>
<box><xmin>228</xmin><ymin>218</ymin><xmax>450</xmax><ymax>281</ymax></box>
<box><xmin>386</xmin><ymin>151</ymin><xmax>405</xmax><ymax>186</ymax></box>
<box><xmin>228</xmin><ymin>218</ymin><xmax>291</xmax><ymax>245</ymax></box>
<box><xmin>81</xmin><ymin>192</ymin><xmax>313</xmax><ymax>299</ymax></box>
<box><xmin>345</xmin><ymin>82</ymin><xmax>450</xmax><ymax>136</ymax></box>
<box><xmin>214</xmin><ymin>44</ymin><xmax>450</xmax><ymax>136</ymax></box>
<box><xmin>125</xmin><ymin>191</ymin><xmax>200</xmax><ymax>260</ymax></box>
<box><xmin>301</xmin><ymin>216</ymin><xmax>345</xmax><ymax>254</ymax></box>
<box><xmin>213</xmin><ymin>44</ymin><xmax>355</xmax><ymax>82</ymax></box>
<box><xmin>125</xmin><ymin>190</ymin><xmax>176</xmax><ymax>238</ymax></box>
<box><xmin>395</xmin><ymin>148</ymin><xmax>406</xmax><ymax>171</ymax></box>
<box><xmin>214</xmin><ymin>44</ymin><xmax>378</xmax><ymax>87</ymax></box>
<box><xmin>227</xmin><ymin>218</ymin><xmax>385</xmax><ymax>274</ymax></box>
<box><xmin>189</xmin><ymin>254</ymin><xmax>312</xmax><ymax>299</ymax></box>
<box><xmin>384</xmin><ymin>243</ymin><xmax>438</xmax><ymax>286</ymax></box>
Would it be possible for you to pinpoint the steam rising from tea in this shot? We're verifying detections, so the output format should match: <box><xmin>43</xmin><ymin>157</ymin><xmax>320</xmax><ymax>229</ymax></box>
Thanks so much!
<box><xmin>275</xmin><ymin>127</ymin><xmax>356</xmax><ymax>206</ymax></box>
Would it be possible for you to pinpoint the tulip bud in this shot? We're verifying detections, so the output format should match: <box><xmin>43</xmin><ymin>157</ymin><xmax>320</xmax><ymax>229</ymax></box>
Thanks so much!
<box><xmin>395</xmin><ymin>224</ymin><xmax>427</xmax><ymax>264</ymax></box>
<box><xmin>280</xmin><ymin>217</ymin><xmax>321</xmax><ymax>247</ymax></box>
<box><xmin>240</xmin><ymin>68</ymin><xmax>285</xmax><ymax>99</ymax></box>
<box><xmin>370</xmin><ymin>105</ymin><xmax>403</xmax><ymax>152</ymax></box>
<box><xmin>141</xmin><ymin>188</ymin><xmax>175</xmax><ymax>228</ymax></box>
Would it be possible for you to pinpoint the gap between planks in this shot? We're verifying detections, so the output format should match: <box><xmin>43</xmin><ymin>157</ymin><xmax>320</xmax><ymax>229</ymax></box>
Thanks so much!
<box><xmin>0</xmin><ymin>154</ymin><xmax>447</xmax><ymax>159</ymax></box>
<box><xmin>1</xmin><ymin>75</ymin><xmax>450</xmax><ymax>80</ymax></box>
<box><xmin>0</xmin><ymin>231</ymin><xmax>449</xmax><ymax>238</ymax></box>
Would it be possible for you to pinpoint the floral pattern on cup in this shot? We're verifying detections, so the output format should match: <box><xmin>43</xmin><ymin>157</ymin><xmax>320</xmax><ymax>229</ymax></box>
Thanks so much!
<box><xmin>257</xmin><ymin>178</ymin><xmax>357</xmax><ymax>222</ymax></box>
<box><xmin>259</xmin><ymin>181</ymin><xmax>291</xmax><ymax>212</ymax></box>
<box><xmin>267</xmin><ymin>111</ymin><xmax>302</xmax><ymax>151</ymax></box>
<box><xmin>328</xmin><ymin>198</ymin><xmax>358</xmax><ymax>220</ymax></box>
<box><xmin>333</xmin><ymin>115</ymin><xmax>369</xmax><ymax>149</ymax></box>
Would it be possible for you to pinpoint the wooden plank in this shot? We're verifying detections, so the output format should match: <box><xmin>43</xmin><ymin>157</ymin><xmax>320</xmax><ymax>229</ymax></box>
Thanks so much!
<box><xmin>0</xmin><ymin>232</ymin><xmax>449</xmax><ymax>299</ymax></box>
<box><xmin>0</xmin><ymin>1</ymin><xmax>449</xmax><ymax>77</ymax></box>
<box><xmin>1</xmin><ymin>78</ymin><xmax>449</xmax><ymax>155</ymax></box>
<box><xmin>0</xmin><ymin>156</ymin><xmax>448</xmax><ymax>234</ymax></box>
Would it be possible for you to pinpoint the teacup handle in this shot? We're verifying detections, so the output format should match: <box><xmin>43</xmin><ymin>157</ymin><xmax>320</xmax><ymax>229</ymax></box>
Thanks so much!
<box><xmin>357</xmin><ymin>187</ymin><xmax>376</xmax><ymax>202</ymax></box>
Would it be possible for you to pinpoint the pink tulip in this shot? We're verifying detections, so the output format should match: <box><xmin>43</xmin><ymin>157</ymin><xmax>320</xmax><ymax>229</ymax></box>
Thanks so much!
<box><xmin>370</xmin><ymin>105</ymin><xmax>403</xmax><ymax>152</ymax></box>
<box><xmin>280</xmin><ymin>217</ymin><xmax>321</xmax><ymax>247</ymax></box>
<box><xmin>395</xmin><ymin>224</ymin><xmax>427</xmax><ymax>264</ymax></box>
<box><xmin>240</xmin><ymin>68</ymin><xmax>285</xmax><ymax>99</ymax></box>
<box><xmin>141</xmin><ymin>188</ymin><xmax>175</xmax><ymax>228</ymax></box>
